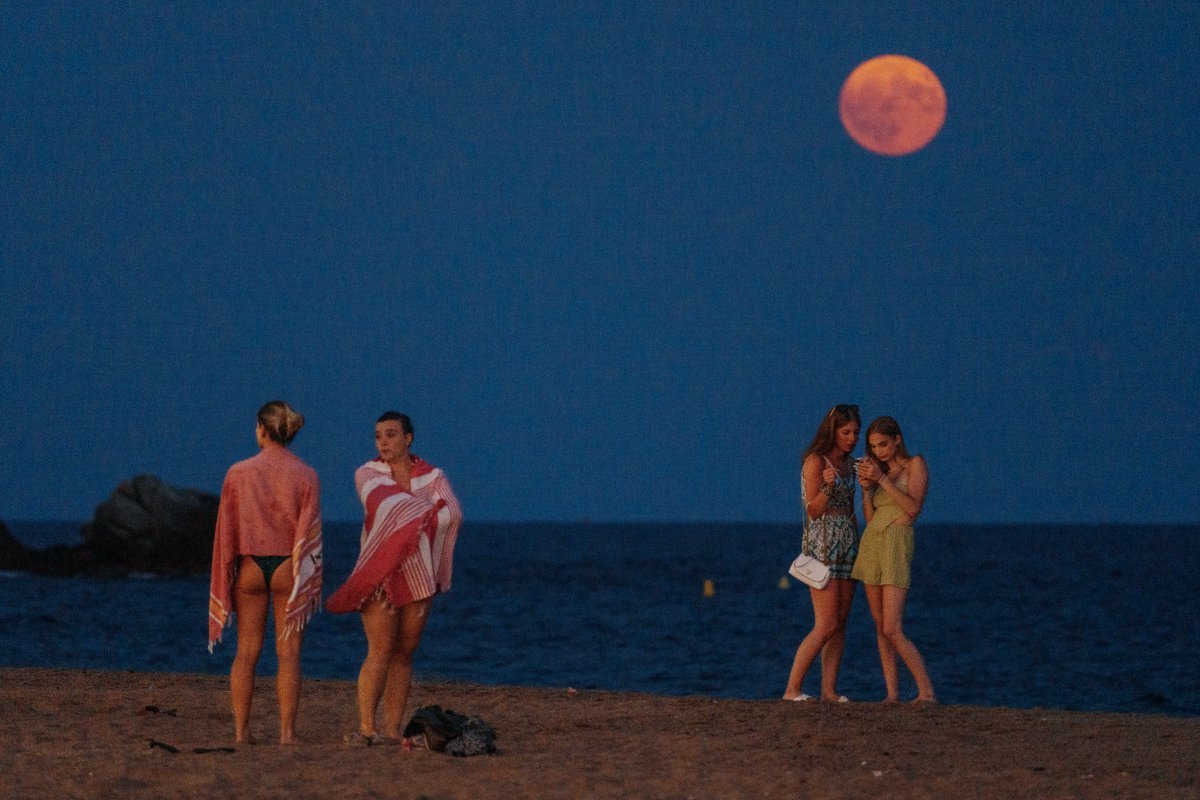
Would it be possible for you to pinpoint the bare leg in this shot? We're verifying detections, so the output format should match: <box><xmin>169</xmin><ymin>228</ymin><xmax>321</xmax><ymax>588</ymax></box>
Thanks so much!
<box><xmin>231</xmin><ymin>558</ymin><xmax>269</xmax><ymax>743</ymax></box>
<box><xmin>819</xmin><ymin>578</ymin><xmax>857</xmax><ymax>700</ymax></box>
<box><xmin>784</xmin><ymin>585</ymin><xmax>842</xmax><ymax>699</ymax></box>
<box><xmin>864</xmin><ymin>583</ymin><xmax>900</xmax><ymax>702</ymax></box>
<box><xmin>880</xmin><ymin>585</ymin><xmax>936</xmax><ymax>702</ymax></box>
<box><xmin>269</xmin><ymin>557</ymin><xmax>304</xmax><ymax>744</ymax></box>
<box><xmin>381</xmin><ymin>598</ymin><xmax>432</xmax><ymax>738</ymax></box>
<box><xmin>356</xmin><ymin>597</ymin><xmax>402</xmax><ymax>736</ymax></box>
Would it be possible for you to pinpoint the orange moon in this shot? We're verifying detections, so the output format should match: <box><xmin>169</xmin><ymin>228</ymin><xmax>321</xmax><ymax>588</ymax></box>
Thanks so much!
<box><xmin>838</xmin><ymin>55</ymin><xmax>946</xmax><ymax>156</ymax></box>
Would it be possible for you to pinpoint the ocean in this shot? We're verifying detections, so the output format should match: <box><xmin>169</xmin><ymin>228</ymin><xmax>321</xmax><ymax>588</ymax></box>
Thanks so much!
<box><xmin>2</xmin><ymin>521</ymin><xmax>1197</xmax><ymax>716</ymax></box>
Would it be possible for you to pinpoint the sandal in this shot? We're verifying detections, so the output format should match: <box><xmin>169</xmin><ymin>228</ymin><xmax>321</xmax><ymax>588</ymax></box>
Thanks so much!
<box><xmin>344</xmin><ymin>731</ymin><xmax>404</xmax><ymax>747</ymax></box>
<box><xmin>369</xmin><ymin>734</ymin><xmax>403</xmax><ymax>746</ymax></box>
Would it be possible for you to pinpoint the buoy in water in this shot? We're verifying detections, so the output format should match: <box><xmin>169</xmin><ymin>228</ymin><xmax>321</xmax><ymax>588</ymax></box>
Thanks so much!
<box><xmin>703</xmin><ymin>579</ymin><xmax>715</xmax><ymax>597</ymax></box>
<box><xmin>778</xmin><ymin>576</ymin><xmax>790</xmax><ymax>590</ymax></box>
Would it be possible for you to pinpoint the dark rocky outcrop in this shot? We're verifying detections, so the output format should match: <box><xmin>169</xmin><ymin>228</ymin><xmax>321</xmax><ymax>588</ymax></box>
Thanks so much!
<box><xmin>0</xmin><ymin>475</ymin><xmax>219</xmax><ymax>577</ymax></box>
<box><xmin>0</xmin><ymin>518</ymin><xmax>32</xmax><ymax>572</ymax></box>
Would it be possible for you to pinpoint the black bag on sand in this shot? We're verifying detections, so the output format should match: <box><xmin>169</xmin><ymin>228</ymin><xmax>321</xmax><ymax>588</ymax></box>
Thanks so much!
<box><xmin>403</xmin><ymin>705</ymin><xmax>498</xmax><ymax>756</ymax></box>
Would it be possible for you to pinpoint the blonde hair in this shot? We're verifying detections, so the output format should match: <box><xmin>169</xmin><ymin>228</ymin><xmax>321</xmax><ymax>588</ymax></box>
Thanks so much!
<box><xmin>257</xmin><ymin>400</ymin><xmax>305</xmax><ymax>445</ymax></box>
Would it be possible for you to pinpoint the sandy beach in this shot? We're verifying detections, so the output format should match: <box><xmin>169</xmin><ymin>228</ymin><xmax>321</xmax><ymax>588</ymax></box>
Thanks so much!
<box><xmin>2</xmin><ymin>667</ymin><xmax>1196</xmax><ymax>799</ymax></box>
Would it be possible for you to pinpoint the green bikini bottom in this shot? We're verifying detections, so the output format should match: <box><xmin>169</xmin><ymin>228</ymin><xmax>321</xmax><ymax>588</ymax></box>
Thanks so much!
<box><xmin>250</xmin><ymin>555</ymin><xmax>290</xmax><ymax>585</ymax></box>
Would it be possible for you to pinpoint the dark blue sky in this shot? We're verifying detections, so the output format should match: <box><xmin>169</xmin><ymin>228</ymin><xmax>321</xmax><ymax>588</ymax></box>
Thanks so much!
<box><xmin>3</xmin><ymin>3</ymin><xmax>1197</xmax><ymax>524</ymax></box>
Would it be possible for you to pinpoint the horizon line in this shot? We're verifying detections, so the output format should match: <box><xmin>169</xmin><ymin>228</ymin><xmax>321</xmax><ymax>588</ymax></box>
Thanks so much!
<box><xmin>5</xmin><ymin>517</ymin><xmax>1199</xmax><ymax>528</ymax></box>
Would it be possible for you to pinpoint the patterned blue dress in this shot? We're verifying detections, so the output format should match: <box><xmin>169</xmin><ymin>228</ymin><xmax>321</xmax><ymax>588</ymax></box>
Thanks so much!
<box><xmin>800</xmin><ymin>457</ymin><xmax>860</xmax><ymax>581</ymax></box>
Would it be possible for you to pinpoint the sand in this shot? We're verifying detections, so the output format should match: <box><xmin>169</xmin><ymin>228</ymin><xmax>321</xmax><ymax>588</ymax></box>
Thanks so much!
<box><xmin>1</xmin><ymin>667</ymin><xmax>1196</xmax><ymax>799</ymax></box>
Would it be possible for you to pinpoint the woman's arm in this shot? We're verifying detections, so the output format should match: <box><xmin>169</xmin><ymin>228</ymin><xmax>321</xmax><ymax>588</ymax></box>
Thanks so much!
<box><xmin>432</xmin><ymin>471</ymin><xmax>463</xmax><ymax>527</ymax></box>
<box><xmin>877</xmin><ymin>456</ymin><xmax>928</xmax><ymax>521</ymax></box>
<box><xmin>294</xmin><ymin>474</ymin><xmax>322</xmax><ymax>552</ymax></box>
<box><xmin>802</xmin><ymin>454</ymin><xmax>834</xmax><ymax>519</ymax></box>
<box><xmin>858</xmin><ymin>458</ymin><xmax>880</xmax><ymax>522</ymax></box>
<box><xmin>861</xmin><ymin>482</ymin><xmax>875</xmax><ymax>523</ymax></box>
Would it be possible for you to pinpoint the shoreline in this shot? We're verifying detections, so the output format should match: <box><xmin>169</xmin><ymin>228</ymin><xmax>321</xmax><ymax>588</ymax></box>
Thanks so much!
<box><xmin>3</xmin><ymin>668</ymin><xmax>1197</xmax><ymax>799</ymax></box>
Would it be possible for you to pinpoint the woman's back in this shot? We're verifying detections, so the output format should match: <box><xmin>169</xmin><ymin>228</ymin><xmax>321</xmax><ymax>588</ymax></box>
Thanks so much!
<box><xmin>222</xmin><ymin>446</ymin><xmax>320</xmax><ymax>554</ymax></box>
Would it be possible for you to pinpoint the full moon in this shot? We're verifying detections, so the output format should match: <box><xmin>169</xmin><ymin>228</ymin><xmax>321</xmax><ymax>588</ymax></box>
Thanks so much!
<box><xmin>839</xmin><ymin>55</ymin><xmax>946</xmax><ymax>156</ymax></box>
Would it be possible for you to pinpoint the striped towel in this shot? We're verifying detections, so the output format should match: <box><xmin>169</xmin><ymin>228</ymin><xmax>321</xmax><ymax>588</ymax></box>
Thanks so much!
<box><xmin>325</xmin><ymin>456</ymin><xmax>462</xmax><ymax>613</ymax></box>
<box><xmin>208</xmin><ymin>447</ymin><xmax>323</xmax><ymax>652</ymax></box>
<box><xmin>283</xmin><ymin>513</ymin><xmax>324</xmax><ymax>635</ymax></box>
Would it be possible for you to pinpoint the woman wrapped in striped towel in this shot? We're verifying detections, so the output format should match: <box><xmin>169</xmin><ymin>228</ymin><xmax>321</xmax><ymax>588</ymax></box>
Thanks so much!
<box><xmin>326</xmin><ymin>411</ymin><xmax>463</xmax><ymax>747</ymax></box>
<box><xmin>208</xmin><ymin>400</ymin><xmax>323</xmax><ymax>745</ymax></box>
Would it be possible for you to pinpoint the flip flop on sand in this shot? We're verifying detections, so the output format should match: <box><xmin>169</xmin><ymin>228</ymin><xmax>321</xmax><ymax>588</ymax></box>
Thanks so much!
<box><xmin>343</xmin><ymin>731</ymin><xmax>403</xmax><ymax>747</ymax></box>
<box><xmin>369</xmin><ymin>734</ymin><xmax>403</xmax><ymax>746</ymax></box>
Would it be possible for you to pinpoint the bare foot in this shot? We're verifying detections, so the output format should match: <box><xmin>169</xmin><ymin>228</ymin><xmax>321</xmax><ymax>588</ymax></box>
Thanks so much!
<box><xmin>881</xmin><ymin>697</ymin><xmax>899</xmax><ymax>705</ymax></box>
<box><xmin>280</xmin><ymin>733</ymin><xmax>302</xmax><ymax>746</ymax></box>
<box><xmin>235</xmin><ymin>732</ymin><xmax>258</xmax><ymax>745</ymax></box>
<box><xmin>911</xmin><ymin>696</ymin><xmax>939</xmax><ymax>706</ymax></box>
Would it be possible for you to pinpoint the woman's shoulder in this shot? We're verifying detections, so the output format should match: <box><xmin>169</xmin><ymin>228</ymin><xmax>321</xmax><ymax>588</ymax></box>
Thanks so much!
<box><xmin>353</xmin><ymin>460</ymin><xmax>391</xmax><ymax>496</ymax></box>
<box><xmin>226</xmin><ymin>449</ymin><xmax>265</xmax><ymax>477</ymax></box>
<box><xmin>355</xmin><ymin>459</ymin><xmax>388</xmax><ymax>478</ymax></box>
<box><xmin>411</xmin><ymin>454</ymin><xmax>440</xmax><ymax>477</ymax></box>
<box><xmin>285</xmin><ymin>450</ymin><xmax>320</xmax><ymax>484</ymax></box>
<box><xmin>902</xmin><ymin>454</ymin><xmax>928</xmax><ymax>480</ymax></box>
<box><xmin>260</xmin><ymin>446</ymin><xmax>319</xmax><ymax>481</ymax></box>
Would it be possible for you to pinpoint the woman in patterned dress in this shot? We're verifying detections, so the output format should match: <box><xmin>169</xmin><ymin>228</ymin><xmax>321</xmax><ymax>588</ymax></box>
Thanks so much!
<box><xmin>783</xmin><ymin>404</ymin><xmax>861</xmax><ymax>701</ymax></box>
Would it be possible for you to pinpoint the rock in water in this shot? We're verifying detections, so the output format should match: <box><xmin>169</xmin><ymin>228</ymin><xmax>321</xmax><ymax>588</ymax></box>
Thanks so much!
<box><xmin>0</xmin><ymin>475</ymin><xmax>219</xmax><ymax>577</ymax></box>
<box><xmin>0</xmin><ymin>519</ymin><xmax>33</xmax><ymax>572</ymax></box>
<box><xmin>82</xmin><ymin>474</ymin><xmax>219</xmax><ymax>575</ymax></box>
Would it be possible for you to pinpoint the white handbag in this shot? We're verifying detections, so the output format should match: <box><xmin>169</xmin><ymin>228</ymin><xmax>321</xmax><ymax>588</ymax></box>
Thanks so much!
<box><xmin>788</xmin><ymin>553</ymin><xmax>831</xmax><ymax>590</ymax></box>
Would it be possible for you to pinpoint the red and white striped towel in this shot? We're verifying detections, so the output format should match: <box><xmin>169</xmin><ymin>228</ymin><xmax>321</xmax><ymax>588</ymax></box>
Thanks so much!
<box><xmin>325</xmin><ymin>456</ymin><xmax>462</xmax><ymax>613</ymax></box>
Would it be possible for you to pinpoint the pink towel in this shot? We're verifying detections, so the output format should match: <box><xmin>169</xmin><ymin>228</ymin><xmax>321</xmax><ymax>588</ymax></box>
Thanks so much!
<box><xmin>208</xmin><ymin>447</ymin><xmax>323</xmax><ymax>652</ymax></box>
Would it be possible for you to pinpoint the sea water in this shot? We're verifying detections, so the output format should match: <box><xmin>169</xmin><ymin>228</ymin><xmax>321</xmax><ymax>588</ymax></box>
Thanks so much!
<box><xmin>1</xmin><ymin>521</ymin><xmax>1197</xmax><ymax>716</ymax></box>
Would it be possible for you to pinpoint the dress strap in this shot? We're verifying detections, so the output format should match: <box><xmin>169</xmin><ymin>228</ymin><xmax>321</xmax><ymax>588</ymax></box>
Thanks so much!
<box><xmin>823</xmin><ymin>455</ymin><xmax>849</xmax><ymax>478</ymax></box>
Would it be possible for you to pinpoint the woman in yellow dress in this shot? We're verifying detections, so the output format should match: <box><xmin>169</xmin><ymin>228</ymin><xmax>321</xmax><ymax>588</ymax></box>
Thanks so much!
<box><xmin>852</xmin><ymin>416</ymin><xmax>936</xmax><ymax>703</ymax></box>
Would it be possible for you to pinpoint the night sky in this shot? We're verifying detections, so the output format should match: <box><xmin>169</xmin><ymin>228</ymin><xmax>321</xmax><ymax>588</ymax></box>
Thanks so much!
<box><xmin>3</xmin><ymin>3</ymin><xmax>1197</xmax><ymax>524</ymax></box>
